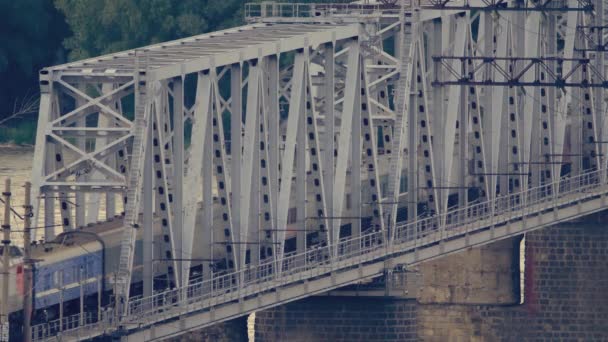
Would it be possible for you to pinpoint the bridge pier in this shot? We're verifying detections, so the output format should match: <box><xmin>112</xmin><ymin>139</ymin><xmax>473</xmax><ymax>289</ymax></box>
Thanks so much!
<box><xmin>164</xmin><ymin>316</ymin><xmax>248</xmax><ymax>342</ymax></box>
<box><xmin>255</xmin><ymin>219</ymin><xmax>608</xmax><ymax>341</ymax></box>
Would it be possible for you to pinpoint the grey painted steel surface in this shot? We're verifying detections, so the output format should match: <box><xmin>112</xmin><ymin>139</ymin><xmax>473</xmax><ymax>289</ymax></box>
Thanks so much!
<box><xmin>33</xmin><ymin>169</ymin><xmax>608</xmax><ymax>341</ymax></box>
<box><xmin>27</xmin><ymin>0</ymin><xmax>608</xmax><ymax>340</ymax></box>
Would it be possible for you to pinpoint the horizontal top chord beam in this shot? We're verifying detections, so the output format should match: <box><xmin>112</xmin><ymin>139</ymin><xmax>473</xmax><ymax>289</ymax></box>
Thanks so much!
<box><xmin>44</xmin><ymin>23</ymin><xmax>360</xmax><ymax>81</ymax></box>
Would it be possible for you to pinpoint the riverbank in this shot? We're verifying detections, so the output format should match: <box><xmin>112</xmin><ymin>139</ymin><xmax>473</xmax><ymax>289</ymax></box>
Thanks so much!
<box><xmin>0</xmin><ymin>120</ymin><xmax>36</xmax><ymax>145</ymax></box>
<box><xmin>0</xmin><ymin>145</ymin><xmax>35</xmax><ymax>244</ymax></box>
<box><xmin>0</xmin><ymin>143</ymin><xmax>34</xmax><ymax>149</ymax></box>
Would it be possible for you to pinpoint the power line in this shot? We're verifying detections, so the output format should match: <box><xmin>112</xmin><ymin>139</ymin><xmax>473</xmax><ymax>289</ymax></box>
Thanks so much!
<box><xmin>0</xmin><ymin>197</ymin><xmax>23</xmax><ymax>220</ymax></box>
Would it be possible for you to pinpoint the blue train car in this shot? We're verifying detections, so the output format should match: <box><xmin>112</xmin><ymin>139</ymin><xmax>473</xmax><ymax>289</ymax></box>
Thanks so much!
<box><xmin>30</xmin><ymin>232</ymin><xmax>104</xmax><ymax>311</ymax></box>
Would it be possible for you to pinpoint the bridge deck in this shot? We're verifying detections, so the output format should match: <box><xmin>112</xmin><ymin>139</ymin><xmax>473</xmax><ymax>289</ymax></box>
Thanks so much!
<box><xmin>37</xmin><ymin>169</ymin><xmax>608</xmax><ymax>341</ymax></box>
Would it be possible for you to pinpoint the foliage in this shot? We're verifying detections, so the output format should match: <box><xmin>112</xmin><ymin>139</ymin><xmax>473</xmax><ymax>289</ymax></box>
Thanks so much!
<box><xmin>250</xmin><ymin>0</ymin><xmax>354</xmax><ymax>2</ymax></box>
<box><xmin>0</xmin><ymin>0</ymin><xmax>69</xmax><ymax>129</ymax></box>
<box><xmin>1</xmin><ymin>0</ymin><xmax>250</xmax><ymax>143</ymax></box>
<box><xmin>0</xmin><ymin>121</ymin><xmax>37</xmax><ymax>145</ymax></box>
<box><xmin>54</xmin><ymin>0</ymin><xmax>245</xmax><ymax>61</ymax></box>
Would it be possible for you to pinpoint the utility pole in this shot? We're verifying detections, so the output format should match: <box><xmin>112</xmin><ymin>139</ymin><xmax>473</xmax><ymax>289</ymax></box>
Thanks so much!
<box><xmin>1</xmin><ymin>179</ymin><xmax>11</xmax><ymax>342</ymax></box>
<box><xmin>79</xmin><ymin>270</ymin><xmax>84</xmax><ymax>327</ymax></box>
<box><xmin>23</xmin><ymin>182</ymin><xmax>33</xmax><ymax>342</ymax></box>
<box><xmin>59</xmin><ymin>273</ymin><xmax>63</xmax><ymax>332</ymax></box>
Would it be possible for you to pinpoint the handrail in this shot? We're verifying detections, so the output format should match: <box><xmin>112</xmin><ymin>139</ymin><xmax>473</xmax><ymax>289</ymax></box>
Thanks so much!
<box><xmin>244</xmin><ymin>2</ymin><xmax>405</xmax><ymax>21</ymax></box>
<box><xmin>31</xmin><ymin>312</ymin><xmax>97</xmax><ymax>341</ymax></box>
<box><xmin>32</xmin><ymin>167</ymin><xmax>608</xmax><ymax>341</ymax></box>
<box><xmin>122</xmin><ymin>169</ymin><xmax>608</xmax><ymax>324</ymax></box>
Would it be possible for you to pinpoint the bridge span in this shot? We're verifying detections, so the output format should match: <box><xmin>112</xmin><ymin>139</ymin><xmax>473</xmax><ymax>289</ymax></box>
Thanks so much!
<box><xmin>27</xmin><ymin>0</ymin><xmax>608</xmax><ymax>340</ymax></box>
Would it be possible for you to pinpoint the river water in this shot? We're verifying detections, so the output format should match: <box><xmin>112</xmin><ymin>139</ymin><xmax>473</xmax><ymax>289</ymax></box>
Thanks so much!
<box><xmin>0</xmin><ymin>145</ymin><xmax>257</xmax><ymax>338</ymax></box>
<box><xmin>0</xmin><ymin>145</ymin><xmax>35</xmax><ymax>246</ymax></box>
<box><xmin>0</xmin><ymin>145</ymin><xmax>128</xmax><ymax>246</ymax></box>
<box><xmin>2</xmin><ymin>145</ymin><xmax>527</xmax><ymax>338</ymax></box>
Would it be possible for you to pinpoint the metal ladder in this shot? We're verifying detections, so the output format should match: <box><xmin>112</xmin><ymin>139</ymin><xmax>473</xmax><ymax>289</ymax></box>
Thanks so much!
<box><xmin>115</xmin><ymin>51</ymin><xmax>151</xmax><ymax>315</ymax></box>
<box><xmin>385</xmin><ymin>0</ymin><xmax>413</xmax><ymax>238</ymax></box>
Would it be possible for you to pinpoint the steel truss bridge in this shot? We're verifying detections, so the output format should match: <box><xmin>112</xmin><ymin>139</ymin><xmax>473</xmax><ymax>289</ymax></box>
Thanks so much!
<box><xmin>28</xmin><ymin>0</ymin><xmax>608</xmax><ymax>340</ymax></box>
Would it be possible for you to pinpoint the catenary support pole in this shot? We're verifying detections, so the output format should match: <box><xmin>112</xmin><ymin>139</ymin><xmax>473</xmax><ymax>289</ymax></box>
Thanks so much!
<box><xmin>1</xmin><ymin>179</ymin><xmax>10</xmax><ymax>342</ymax></box>
<box><xmin>59</xmin><ymin>275</ymin><xmax>63</xmax><ymax>332</ymax></box>
<box><xmin>23</xmin><ymin>182</ymin><xmax>33</xmax><ymax>342</ymax></box>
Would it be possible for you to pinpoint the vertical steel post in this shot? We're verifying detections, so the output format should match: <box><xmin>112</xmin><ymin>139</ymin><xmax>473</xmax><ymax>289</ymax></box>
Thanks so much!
<box><xmin>231</xmin><ymin>63</ymin><xmax>243</xmax><ymax>272</ymax></box>
<box><xmin>332</xmin><ymin>40</ymin><xmax>359</xmax><ymax>248</ymax></box>
<box><xmin>75</xmin><ymin>84</ymin><xmax>87</xmax><ymax>228</ymax></box>
<box><xmin>23</xmin><ymin>182</ymin><xmax>33</xmax><ymax>342</ymax></box>
<box><xmin>87</xmin><ymin>83</ymin><xmax>116</xmax><ymax>224</ymax></box>
<box><xmin>58</xmin><ymin>272</ymin><xmax>63</xmax><ymax>332</ymax></box>
<box><xmin>31</xmin><ymin>70</ymin><xmax>52</xmax><ymax>241</ymax></box>
<box><xmin>277</xmin><ymin>52</ymin><xmax>306</xmax><ymax>261</ymax></box>
<box><xmin>0</xmin><ymin>179</ymin><xmax>10</xmax><ymax>339</ymax></box>
<box><xmin>593</xmin><ymin>1</ymin><xmax>606</xmax><ymax>176</ymax></box>
<box><xmin>106</xmin><ymin>89</ymin><xmax>121</xmax><ymax>220</ymax></box>
<box><xmin>296</xmin><ymin>53</ymin><xmax>307</xmax><ymax>254</ymax></box>
<box><xmin>202</xmin><ymin>71</ymin><xmax>214</xmax><ymax>278</ymax></box>
<box><xmin>458</xmin><ymin>58</ymin><xmax>468</xmax><ymax>209</ymax></box>
<box><xmin>267</xmin><ymin>55</ymin><xmax>280</xmax><ymax>253</ymax></box>
<box><xmin>351</xmin><ymin>59</ymin><xmax>362</xmax><ymax>239</ymax></box>
<box><xmin>407</xmin><ymin>12</ymin><xmax>419</xmax><ymax>231</ymax></box>
<box><xmin>323</xmin><ymin>42</ymin><xmax>335</xmax><ymax>243</ymax></box>
<box><xmin>79</xmin><ymin>271</ymin><xmax>84</xmax><ymax>325</ymax></box>
<box><xmin>242</xmin><ymin>61</ymin><xmax>262</xmax><ymax>267</ymax></box>
<box><xmin>143</xmin><ymin>115</ymin><xmax>154</xmax><ymax>298</ymax></box>
<box><xmin>432</xmin><ymin>18</ymin><xmax>445</xmax><ymax>213</ymax></box>
<box><xmin>482</xmin><ymin>12</ymin><xmax>495</xmax><ymax>199</ymax></box>
<box><xmin>172</xmin><ymin>76</ymin><xmax>185</xmax><ymax>288</ymax></box>
<box><xmin>97</xmin><ymin>276</ymin><xmax>102</xmax><ymax>322</ymax></box>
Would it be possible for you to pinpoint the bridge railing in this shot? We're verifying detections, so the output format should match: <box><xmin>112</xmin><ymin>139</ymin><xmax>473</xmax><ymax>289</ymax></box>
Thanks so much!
<box><xmin>123</xmin><ymin>231</ymin><xmax>386</xmax><ymax>321</ymax></box>
<box><xmin>31</xmin><ymin>312</ymin><xmax>97</xmax><ymax>341</ymax></box>
<box><xmin>394</xmin><ymin>168</ymin><xmax>602</xmax><ymax>245</ymax></box>
<box><xmin>244</xmin><ymin>2</ymin><xmax>404</xmax><ymax>21</ymax></box>
<box><xmin>245</xmin><ymin>3</ymin><xmax>314</xmax><ymax>20</ymax></box>
<box><xmin>123</xmin><ymin>168</ymin><xmax>606</xmax><ymax>324</ymax></box>
<box><xmin>31</xmin><ymin>168</ymin><xmax>607</xmax><ymax>340</ymax></box>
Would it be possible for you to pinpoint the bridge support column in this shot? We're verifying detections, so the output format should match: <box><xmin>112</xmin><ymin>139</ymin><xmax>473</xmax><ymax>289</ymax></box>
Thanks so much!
<box><xmin>164</xmin><ymin>316</ymin><xmax>249</xmax><ymax>342</ymax></box>
<box><xmin>256</xmin><ymin>220</ymin><xmax>608</xmax><ymax>341</ymax></box>
<box><xmin>256</xmin><ymin>237</ymin><xmax>519</xmax><ymax>341</ymax></box>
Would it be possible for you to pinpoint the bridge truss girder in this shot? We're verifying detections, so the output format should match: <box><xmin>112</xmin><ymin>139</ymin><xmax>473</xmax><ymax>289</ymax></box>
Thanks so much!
<box><xmin>31</xmin><ymin>23</ymin><xmax>399</xmax><ymax>316</ymax></box>
<box><xmin>28</xmin><ymin>0</ymin><xmax>608</xmax><ymax>339</ymax></box>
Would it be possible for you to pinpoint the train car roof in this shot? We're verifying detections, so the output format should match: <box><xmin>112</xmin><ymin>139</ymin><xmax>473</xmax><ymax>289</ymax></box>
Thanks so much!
<box><xmin>31</xmin><ymin>230</ymin><xmax>105</xmax><ymax>262</ymax></box>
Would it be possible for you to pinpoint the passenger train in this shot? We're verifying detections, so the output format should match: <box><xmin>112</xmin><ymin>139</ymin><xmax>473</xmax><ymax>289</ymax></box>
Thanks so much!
<box><xmin>6</xmin><ymin>167</ymin><xmax>410</xmax><ymax>340</ymax></box>
<box><xmin>6</xmin><ymin>215</ymin><xmax>174</xmax><ymax>339</ymax></box>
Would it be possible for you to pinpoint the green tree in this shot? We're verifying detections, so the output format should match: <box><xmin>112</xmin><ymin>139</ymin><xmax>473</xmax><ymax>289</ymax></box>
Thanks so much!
<box><xmin>0</xmin><ymin>0</ymin><xmax>68</xmax><ymax>138</ymax></box>
<box><xmin>55</xmin><ymin>0</ymin><xmax>245</xmax><ymax>61</ymax></box>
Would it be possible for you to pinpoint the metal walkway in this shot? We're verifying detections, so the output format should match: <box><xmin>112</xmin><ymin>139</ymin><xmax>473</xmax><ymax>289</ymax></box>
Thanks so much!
<box><xmin>28</xmin><ymin>0</ymin><xmax>608</xmax><ymax>340</ymax></box>
<box><xmin>36</xmin><ymin>169</ymin><xmax>608</xmax><ymax>341</ymax></box>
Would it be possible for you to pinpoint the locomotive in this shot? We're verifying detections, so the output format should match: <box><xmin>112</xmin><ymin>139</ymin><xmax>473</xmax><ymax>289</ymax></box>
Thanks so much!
<box><xmin>7</xmin><ymin>215</ymin><xmax>173</xmax><ymax>339</ymax></box>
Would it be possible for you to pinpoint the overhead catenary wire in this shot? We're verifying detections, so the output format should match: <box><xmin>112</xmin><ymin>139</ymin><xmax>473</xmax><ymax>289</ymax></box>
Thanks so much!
<box><xmin>0</xmin><ymin>197</ymin><xmax>23</xmax><ymax>220</ymax></box>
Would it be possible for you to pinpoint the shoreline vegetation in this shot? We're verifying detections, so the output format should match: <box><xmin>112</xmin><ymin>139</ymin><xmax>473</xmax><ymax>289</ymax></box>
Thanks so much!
<box><xmin>0</xmin><ymin>120</ymin><xmax>37</xmax><ymax>146</ymax></box>
<box><xmin>2</xmin><ymin>1</ymin><xmax>340</xmax><ymax>146</ymax></box>
<box><xmin>1</xmin><ymin>0</ymin><xmax>249</xmax><ymax>147</ymax></box>
<box><xmin>0</xmin><ymin>142</ymin><xmax>34</xmax><ymax>149</ymax></box>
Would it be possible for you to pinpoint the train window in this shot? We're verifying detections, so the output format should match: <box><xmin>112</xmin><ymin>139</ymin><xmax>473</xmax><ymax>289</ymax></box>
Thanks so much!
<box><xmin>44</xmin><ymin>274</ymin><xmax>52</xmax><ymax>290</ymax></box>
<box><xmin>53</xmin><ymin>271</ymin><xmax>60</xmax><ymax>287</ymax></box>
<box><xmin>287</xmin><ymin>208</ymin><xmax>297</xmax><ymax>224</ymax></box>
<box><xmin>69</xmin><ymin>267</ymin><xmax>74</xmax><ymax>282</ymax></box>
